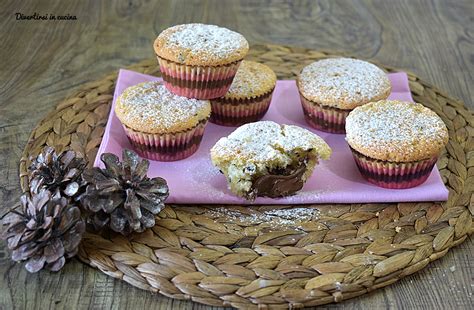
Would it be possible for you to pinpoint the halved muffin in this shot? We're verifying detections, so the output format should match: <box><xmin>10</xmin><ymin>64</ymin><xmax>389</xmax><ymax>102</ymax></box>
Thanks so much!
<box><xmin>210</xmin><ymin>121</ymin><xmax>332</xmax><ymax>200</ymax></box>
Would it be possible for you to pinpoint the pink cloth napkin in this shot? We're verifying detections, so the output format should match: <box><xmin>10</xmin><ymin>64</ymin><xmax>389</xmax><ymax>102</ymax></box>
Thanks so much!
<box><xmin>94</xmin><ymin>69</ymin><xmax>449</xmax><ymax>204</ymax></box>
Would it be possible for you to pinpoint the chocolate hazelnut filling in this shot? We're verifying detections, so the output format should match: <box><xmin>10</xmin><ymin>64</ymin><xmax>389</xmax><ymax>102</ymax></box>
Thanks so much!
<box><xmin>249</xmin><ymin>159</ymin><xmax>308</xmax><ymax>199</ymax></box>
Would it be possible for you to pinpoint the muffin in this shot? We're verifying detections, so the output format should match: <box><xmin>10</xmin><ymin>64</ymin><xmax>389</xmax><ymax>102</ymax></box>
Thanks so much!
<box><xmin>210</xmin><ymin>121</ymin><xmax>332</xmax><ymax>200</ymax></box>
<box><xmin>346</xmin><ymin>100</ymin><xmax>448</xmax><ymax>189</ymax></box>
<box><xmin>154</xmin><ymin>23</ymin><xmax>249</xmax><ymax>99</ymax></box>
<box><xmin>297</xmin><ymin>58</ymin><xmax>391</xmax><ymax>134</ymax></box>
<box><xmin>210</xmin><ymin>60</ymin><xmax>277</xmax><ymax>126</ymax></box>
<box><xmin>115</xmin><ymin>81</ymin><xmax>211</xmax><ymax>161</ymax></box>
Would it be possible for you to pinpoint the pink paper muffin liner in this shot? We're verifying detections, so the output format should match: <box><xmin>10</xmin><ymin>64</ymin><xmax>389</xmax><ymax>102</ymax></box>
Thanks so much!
<box><xmin>299</xmin><ymin>93</ymin><xmax>351</xmax><ymax>134</ymax></box>
<box><xmin>122</xmin><ymin>119</ymin><xmax>208</xmax><ymax>162</ymax></box>
<box><xmin>157</xmin><ymin>56</ymin><xmax>242</xmax><ymax>99</ymax></box>
<box><xmin>350</xmin><ymin>148</ymin><xmax>438</xmax><ymax>189</ymax></box>
<box><xmin>210</xmin><ymin>91</ymin><xmax>274</xmax><ymax>126</ymax></box>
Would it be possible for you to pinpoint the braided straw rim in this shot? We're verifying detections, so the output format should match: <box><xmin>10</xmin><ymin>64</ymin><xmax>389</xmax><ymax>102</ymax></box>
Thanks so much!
<box><xmin>19</xmin><ymin>44</ymin><xmax>474</xmax><ymax>309</ymax></box>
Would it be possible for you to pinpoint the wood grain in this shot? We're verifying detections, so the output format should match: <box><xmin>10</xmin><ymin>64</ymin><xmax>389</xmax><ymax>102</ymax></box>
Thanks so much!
<box><xmin>0</xmin><ymin>0</ymin><xmax>472</xmax><ymax>309</ymax></box>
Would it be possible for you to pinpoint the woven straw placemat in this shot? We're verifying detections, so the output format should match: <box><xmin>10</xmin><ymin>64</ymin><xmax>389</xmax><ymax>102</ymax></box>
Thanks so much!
<box><xmin>19</xmin><ymin>44</ymin><xmax>473</xmax><ymax>309</ymax></box>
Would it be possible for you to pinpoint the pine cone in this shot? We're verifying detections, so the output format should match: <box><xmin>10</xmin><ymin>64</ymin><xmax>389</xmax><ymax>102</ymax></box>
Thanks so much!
<box><xmin>1</xmin><ymin>189</ymin><xmax>85</xmax><ymax>273</ymax></box>
<box><xmin>81</xmin><ymin>149</ymin><xmax>169</xmax><ymax>235</ymax></box>
<box><xmin>29</xmin><ymin>147</ymin><xmax>87</xmax><ymax>198</ymax></box>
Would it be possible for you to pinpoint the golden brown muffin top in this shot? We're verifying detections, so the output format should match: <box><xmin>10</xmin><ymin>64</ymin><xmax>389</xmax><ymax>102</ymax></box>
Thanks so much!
<box><xmin>115</xmin><ymin>81</ymin><xmax>211</xmax><ymax>134</ymax></box>
<box><xmin>211</xmin><ymin>121</ymin><xmax>332</xmax><ymax>164</ymax></box>
<box><xmin>297</xmin><ymin>58</ymin><xmax>391</xmax><ymax>110</ymax></box>
<box><xmin>345</xmin><ymin>100</ymin><xmax>448</xmax><ymax>162</ymax></box>
<box><xmin>222</xmin><ymin>61</ymin><xmax>277</xmax><ymax>100</ymax></box>
<box><xmin>154</xmin><ymin>23</ymin><xmax>249</xmax><ymax>66</ymax></box>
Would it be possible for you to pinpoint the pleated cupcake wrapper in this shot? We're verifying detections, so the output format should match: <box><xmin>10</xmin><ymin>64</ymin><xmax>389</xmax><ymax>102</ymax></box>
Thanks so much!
<box><xmin>351</xmin><ymin>148</ymin><xmax>438</xmax><ymax>189</ymax></box>
<box><xmin>299</xmin><ymin>94</ymin><xmax>351</xmax><ymax>134</ymax></box>
<box><xmin>122</xmin><ymin>120</ymin><xmax>208</xmax><ymax>162</ymax></box>
<box><xmin>157</xmin><ymin>56</ymin><xmax>242</xmax><ymax>99</ymax></box>
<box><xmin>209</xmin><ymin>91</ymin><xmax>274</xmax><ymax>126</ymax></box>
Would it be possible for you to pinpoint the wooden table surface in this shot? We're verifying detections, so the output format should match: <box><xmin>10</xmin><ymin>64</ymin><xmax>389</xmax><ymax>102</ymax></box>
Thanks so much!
<box><xmin>0</xmin><ymin>0</ymin><xmax>472</xmax><ymax>309</ymax></box>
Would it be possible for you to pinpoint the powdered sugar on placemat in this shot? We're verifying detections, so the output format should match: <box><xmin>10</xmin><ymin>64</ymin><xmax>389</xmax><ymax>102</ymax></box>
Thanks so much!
<box><xmin>203</xmin><ymin>206</ymin><xmax>322</xmax><ymax>228</ymax></box>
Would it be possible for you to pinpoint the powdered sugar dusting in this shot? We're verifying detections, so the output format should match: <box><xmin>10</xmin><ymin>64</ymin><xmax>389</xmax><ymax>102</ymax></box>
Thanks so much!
<box><xmin>298</xmin><ymin>58</ymin><xmax>391</xmax><ymax>109</ymax></box>
<box><xmin>346</xmin><ymin>100</ymin><xmax>449</xmax><ymax>162</ymax></box>
<box><xmin>186</xmin><ymin>163</ymin><xmax>229</xmax><ymax>200</ymax></box>
<box><xmin>211</xmin><ymin>121</ymin><xmax>331</xmax><ymax>163</ymax></box>
<box><xmin>225</xmin><ymin>61</ymin><xmax>276</xmax><ymax>98</ymax></box>
<box><xmin>162</xmin><ymin>24</ymin><xmax>248</xmax><ymax>63</ymax></box>
<box><xmin>284</xmin><ymin>189</ymin><xmax>328</xmax><ymax>203</ymax></box>
<box><xmin>115</xmin><ymin>81</ymin><xmax>210</xmax><ymax>133</ymax></box>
